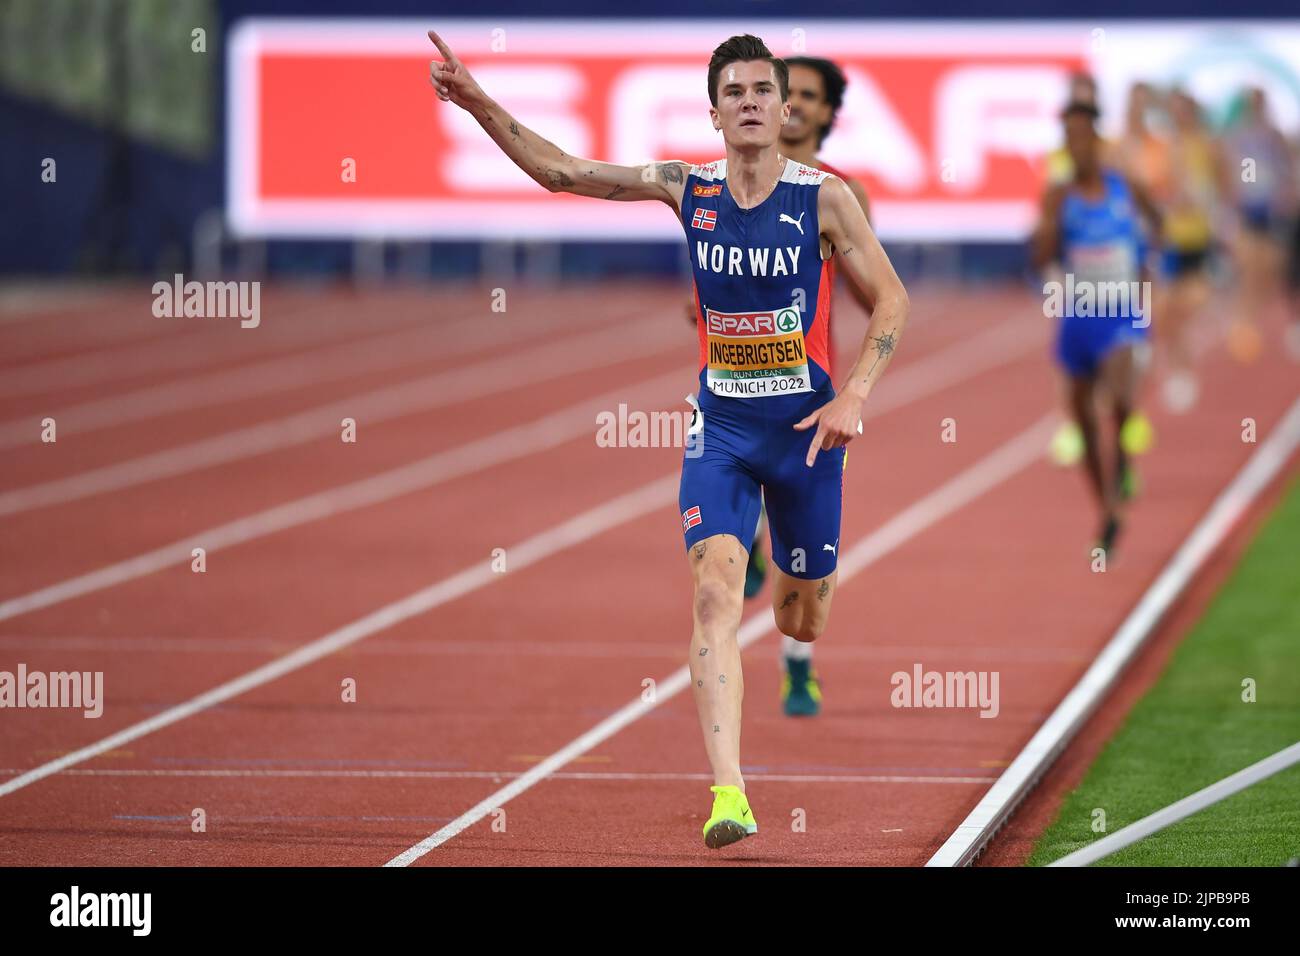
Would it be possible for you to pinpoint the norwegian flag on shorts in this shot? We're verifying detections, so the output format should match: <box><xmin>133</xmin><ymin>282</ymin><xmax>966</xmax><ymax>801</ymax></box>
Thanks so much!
<box><xmin>691</xmin><ymin>208</ymin><xmax>717</xmax><ymax>231</ymax></box>
<box><xmin>682</xmin><ymin>506</ymin><xmax>702</xmax><ymax>531</ymax></box>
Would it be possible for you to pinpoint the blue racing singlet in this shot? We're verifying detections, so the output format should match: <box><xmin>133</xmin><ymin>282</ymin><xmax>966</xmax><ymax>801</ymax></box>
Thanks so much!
<box><xmin>681</xmin><ymin>158</ymin><xmax>834</xmax><ymax>420</ymax></box>
<box><xmin>1053</xmin><ymin>168</ymin><xmax>1150</xmax><ymax>377</ymax></box>
<box><xmin>1058</xmin><ymin>168</ymin><xmax>1145</xmax><ymax>321</ymax></box>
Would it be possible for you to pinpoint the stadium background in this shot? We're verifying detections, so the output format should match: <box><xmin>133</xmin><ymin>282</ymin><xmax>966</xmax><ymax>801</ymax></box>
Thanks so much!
<box><xmin>4</xmin><ymin>0</ymin><xmax>1299</xmax><ymax>282</ymax></box>
<box><xmin>1</xmin><ymin>0</ymin><xmax>1298</xmax><ymax>872</ymax></box>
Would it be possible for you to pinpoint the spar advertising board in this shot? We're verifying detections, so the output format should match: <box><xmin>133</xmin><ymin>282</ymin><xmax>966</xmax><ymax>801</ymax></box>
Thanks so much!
<box><xmin>226</xmin><ymin>19</ymin><xmax>1300</xmax><ymax>241</ymax></box>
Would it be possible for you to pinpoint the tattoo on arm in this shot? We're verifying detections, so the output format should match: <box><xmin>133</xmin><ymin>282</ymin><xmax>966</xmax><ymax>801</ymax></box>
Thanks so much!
<box><xmin>658</xmin><ymin>163</ymin><xmax>683</xmax><ymax>184</ymax></box>
<box><xmin>545</xmin><ymin>168</ymin><xmax>575</xmax><ymax>189</ymax></box>
<box><xmin>604</xmin><ymin>185</ymin><xmax>625</xmax><ymax>201</ymax></box>
<box><xmin>864</xmin><ymin>329</ymin><xmax>897</xmax><ymax>380</ymax></box>
<box><xmin>508</xmin><ymin>120</ymin><xmax>519</xmax><ymax>137</ymax></box>
<box><xmin>839</xmin><ymin>247</ymin><xmax>854</xmax><ymax>257</ymax></box>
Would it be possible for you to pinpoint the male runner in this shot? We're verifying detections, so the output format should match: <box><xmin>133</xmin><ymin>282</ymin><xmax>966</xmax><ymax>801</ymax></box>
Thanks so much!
<box><xmin>1157</xmin><ymin>89</ymin><xmax>1221</xmax><ymax>411</ymax></box>
<box><xmin>1032</xmin><ymin>101</ymin><xmax>1161</xmax><ymax>554</ymax></box>
<box><xmin>428</xmin><ymin>31</ymin><xmax>909</xmax><ymax>848</ymax></box>
<box><xmin>736</xmin><ymin>55</ymin><xmax>874</xmax><ymax>717</ymax></box>
<box><xmin>1221</xmin><ymin>88</ymin><xmax>1297</xmax><ymax>361</ymax></box>
<box><xmin>1040</xmin><ymin>74</ymin><xmax>1155</xmax><ymax>466</ymax></box>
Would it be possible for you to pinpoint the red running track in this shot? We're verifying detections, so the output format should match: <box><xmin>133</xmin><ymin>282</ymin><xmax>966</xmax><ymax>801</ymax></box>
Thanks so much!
<box><xmin>0</xmin><ymin>281</ymin><xmax>1295</xmax><ymax>866</ymax></box>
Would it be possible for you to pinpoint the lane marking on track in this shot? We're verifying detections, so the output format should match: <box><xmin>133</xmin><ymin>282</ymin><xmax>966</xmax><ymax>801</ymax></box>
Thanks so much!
<box><xmin>0</xmin><ymin>474</ymin><xmax>679</xmax><ymax>800</ymax></box>
<box><xmin>0</xmin><ymin>634</ymin><xmax>1089</xmax><ymax>663</ymax></box>
<box><xmin>0</xmin><ymin>768</ymin><xmax>997</xmax><ymax>785</ymax></box>
<box><xmin>0</xmin><ymin>370</ymin><xmax>683</xmax><ymax>623</ymax></box>
<box><xmin>0</xmin><ymin>299</ymin><xmax>337</xmax><ymax>399</ymax></box>
<box><xmin>0</xmin><ymin>405</ymin><xmax>1054</xmax><ymax>804</ymax></box>
<box><xmin>0</xmin><ymin>313</ymin><xmax>1043</xmax><ymax>623</ymax></box>
<box><xmin>0</xmin><ymin>299</ymin><xmax>649</xmax><ymax>451</ymax></box>
<box><xmin>0</xmin><ymin>320</ymin><xmax>679</xmax><ymax>514</ymax></box>
<box><xmin>383</xmin><ymin>411</ymin><xmax>1057</xmax><ymax>867</ymax></box>
<box><xmin>926</xmin><ymin>394</ymin><xmax>1300</xmax><ymax>867</ymax></box>
<box><xmin>0</xmin><ymin>289</ymin><xmax>594</xmax><ymax>399</ymax></box>
<box><xmin>1047</xmin><ymin>741</ymin><xmax>1300</xmax><ymax>866</ymax></box>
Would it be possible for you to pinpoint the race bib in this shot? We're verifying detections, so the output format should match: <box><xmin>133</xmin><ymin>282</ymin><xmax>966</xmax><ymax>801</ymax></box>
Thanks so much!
<box><xmin>704</xmin><ymin>306</ymin><xmax>813</xmax><ymax>399</ymax></box>
<box><xmin>1068</xmin><ymin>241</ymin><xmax>1136</xmax><ymax>287</ymax></box>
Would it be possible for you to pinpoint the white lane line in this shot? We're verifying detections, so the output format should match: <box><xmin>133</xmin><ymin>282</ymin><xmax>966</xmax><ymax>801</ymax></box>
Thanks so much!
<box><xmin>0</xmin><ymin>369</ymin><xmax>685</xmax><ymax>623</ymax></box>
<box><xmin>0</xmin><ymin>474</ymin><xmax>680</xmax><ymax>800</ymax></box>
<box><xmin>926</xmin><ymin>394</ymin><xmax>1300</xmax><ymax>867</ymax></box>
<box><xmin>0</xmin><ymin>635</ymin><xmax>1086</xmax><ymax>663</ymax></box>
<box><xmin>1048</xmin><ymin>741</ymin><xmax>1300</xmax><ymax>866</ymax></box>
<box><xmin>0</xmin><ymin>312</ymin><xmax>1042</xmax><ymax>624</ymax></box>
<box><xmin>0</xmin><ymin>768</ymin><xmax>997</xmax><ymax>785</ymax></box>
<box><xmin>0</xmin><ymin>299</ymin><xmax>639</xmax><ymax>451</ymax></box>
<box><xmin>0</xmin><ymin>406</ymin><xmax>1055</xmax><ymax>806</ymax></box>
<box><xmin>0</xmin><ymin>299</ymin><xmax>341</xmax><ymax>399</ymax></box>
<box><xmin>0</xmin><ymin>320</ymin><xmax>1048</xmax><ymax>799</ymax></box>
<box><xmin>0</xmin><ymin>320</ymin><xmax>681</xmax><ymax>517</ymax></box>
<box><xmin>383</xmin><ymin>411</ymin><xmax>1058</xmax><ymax>867</ymax></box>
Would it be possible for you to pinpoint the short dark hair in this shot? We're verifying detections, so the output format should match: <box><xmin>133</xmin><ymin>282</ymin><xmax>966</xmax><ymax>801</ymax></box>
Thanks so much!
<box><xmin>707</xmin><ymin>35</ymin><xmax>789</xmax><ymax>108</ymax></box>
<box><xmin>784</xmin><ymin>57</ymin><xmax>848</xmax><ymax>148</ymax></box>
<box><xmin>1061</xmin><ymin>100</ymin><xmax>1101</xmax><ymax>122</ymax></box>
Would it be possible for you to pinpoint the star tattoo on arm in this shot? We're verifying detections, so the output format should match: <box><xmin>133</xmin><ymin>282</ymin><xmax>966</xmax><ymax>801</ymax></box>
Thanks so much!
<box><xmin>864</xmin><ymin>329</ymin><xmax>897</xmax><ymax>381</ymax></box>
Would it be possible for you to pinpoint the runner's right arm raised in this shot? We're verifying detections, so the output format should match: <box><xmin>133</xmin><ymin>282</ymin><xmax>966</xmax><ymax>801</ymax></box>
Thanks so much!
<box><xmin>428</xmin><ymin>30</ymin><xmax>688</xmax><ymax>209</ymax></box>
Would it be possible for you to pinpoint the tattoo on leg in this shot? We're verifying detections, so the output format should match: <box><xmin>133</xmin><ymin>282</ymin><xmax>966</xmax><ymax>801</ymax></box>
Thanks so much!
<box><xmin>719</xmin><ymin>674</ymin><xmax>726</xmax><ymax>684</ymax></box>
<box><xmin>693</xmin><ymin>542</ymin><xmax>707</xmax><ymax>560</ymax></box>
<box><xmin>699</xmin><ymin>648</ymin><xmax>708</xmax><ymax>656</ymax></box>
<box><xmin>817</xmin><ymin>579</ymin><xmax>830</xmax><ymax>601</ymax></box>
<box><xmin>697</xmin><ymin>679</ymin><xmax>703</xmax><ymax>687</ymax></box>
<box><xmin>713</xmin><ymin>725</ymin><xmax>720</xmax><ymax>733</ymax></box>
<box><xmin>728</xmin><ymin>557</ymin><xmax>735</xmax><ymax>564</ymax></box>
<box><xmin>780</xmin><ymin>591</ymin><xmax>799</xmax><ymax>609</ymax></box>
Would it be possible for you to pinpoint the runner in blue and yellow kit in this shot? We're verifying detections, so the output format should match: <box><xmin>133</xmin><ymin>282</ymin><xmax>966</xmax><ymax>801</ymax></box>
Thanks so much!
<box><xmin>429</xmin><ymin>32</ymin><xmax>909</xmax><ymax>849</ymax></box>
<box><xmin>1032</xmin><ymin>101</ymin><xmax>1161</xmax><ymax>556</ymax></box>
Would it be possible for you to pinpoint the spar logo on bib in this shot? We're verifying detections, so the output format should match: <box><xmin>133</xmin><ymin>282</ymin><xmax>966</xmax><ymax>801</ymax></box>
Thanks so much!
<box><xmin>704</xmin><ymin>306</ymin><xmax>812</xmax><ymax>399</ymax></box>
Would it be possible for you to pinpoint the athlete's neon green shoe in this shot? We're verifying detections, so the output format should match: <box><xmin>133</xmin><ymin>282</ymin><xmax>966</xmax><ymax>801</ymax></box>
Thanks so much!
<box><xmin>1118</xmin><ymin>463</ymin><xmax>1141</xmax><ymax>502</ymax></box>
<box><xmin>702</xmin><ymin>785</ymin><xmax>757</xmax><ymax>848</ymax></box>
<box><xmin>781</xmin><ymin>658</ymin><xmax>822</xmax><ymax>717</ymax></box>
<box><xmin>1120</xmin><ymin>411</ymin><xmax>1154</xmax><ymax>456</ymax></box>
<box><xmin>1049</xmin><ymin>421</ymin><xmax>1084</xmax><ymax>467</ymax></box>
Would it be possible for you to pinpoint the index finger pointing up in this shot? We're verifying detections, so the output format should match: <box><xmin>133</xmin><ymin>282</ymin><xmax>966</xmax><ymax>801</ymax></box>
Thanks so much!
<box><xmin>427</xmin><ymin>30</ymin><xmax>458</xmax><ymax>64</ymax></box>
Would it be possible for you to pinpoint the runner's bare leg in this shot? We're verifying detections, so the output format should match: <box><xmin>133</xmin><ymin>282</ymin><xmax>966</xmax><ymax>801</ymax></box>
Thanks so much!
<box><xmin>687</xmin><ymin>533</ymin><xmax>749</xmax><ymax>791</ymax></box>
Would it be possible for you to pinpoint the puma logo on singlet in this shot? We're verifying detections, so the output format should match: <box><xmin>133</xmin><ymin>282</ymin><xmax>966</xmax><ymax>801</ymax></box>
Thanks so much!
<box><xmin>779</xmin><ymin>212</ymin><xmax>805</xmax><ymax>235</ymax></box>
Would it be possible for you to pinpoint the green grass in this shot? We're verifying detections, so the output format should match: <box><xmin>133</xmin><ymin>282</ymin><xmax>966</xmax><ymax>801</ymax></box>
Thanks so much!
<box><xmin>1029</xmin><ymin>474</ymin><xmax>1300</xmax><ymax>866</ymax></box>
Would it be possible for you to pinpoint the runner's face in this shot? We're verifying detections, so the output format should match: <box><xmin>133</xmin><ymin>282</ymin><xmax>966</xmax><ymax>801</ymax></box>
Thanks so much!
<box><xmin>711</xmin><ymin>60</ymin><xmax>788</xmax><ymax>148</ymax></box>
<box><xmin>1065</xmin><ymin>114</ymin><xmax>1099</xmax><ymax>175</ymax></box>
<box><xmin>782</xmin><ymin>65</ymin><xmax>830</xmax><ymax>147</ymax></box>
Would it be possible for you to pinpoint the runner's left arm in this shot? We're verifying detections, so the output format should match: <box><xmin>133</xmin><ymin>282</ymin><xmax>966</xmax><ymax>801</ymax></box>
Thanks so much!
<box><xmin>839</xmin><ymin>176</ymin><xmax>876</xmax><ymax>315</ymax></box>
<box><xmin>793</xmin><ymin>176</ymin><xmax>910</xmax><ymax>466</ymax></box>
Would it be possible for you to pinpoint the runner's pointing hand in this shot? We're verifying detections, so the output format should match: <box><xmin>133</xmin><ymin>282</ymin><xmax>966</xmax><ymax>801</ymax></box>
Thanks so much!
<box><xmin>793</xmin><ymin>391</ymin><xmax>864</xmax><ymax>467</ymax></box>
<box><xmin>428</xmin><ymin>30</ymin><xmax>486</xmax><ymax>110</ymax></box>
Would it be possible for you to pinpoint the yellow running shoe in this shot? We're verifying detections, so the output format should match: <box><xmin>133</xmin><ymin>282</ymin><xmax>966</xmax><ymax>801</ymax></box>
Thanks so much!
<box><xmin>1120</xmin><ymin>411</ymin><xmax>1154</xmax><ymax>456</ymax></box>
<box><xmin>702</xmin><ymin>785</ymin><xmax>757</xmax><ymax>848</ymax></box>
<box><xmin>1049</xmin><ymin>421</ymin><xmax>1084</xmax><ymax>466</ymax></box>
